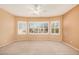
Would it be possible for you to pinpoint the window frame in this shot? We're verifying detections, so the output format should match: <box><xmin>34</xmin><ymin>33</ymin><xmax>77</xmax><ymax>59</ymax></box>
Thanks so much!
<box><xmin>28</xmin><ymin>21</ymin><xmax>49</xmax><ymax>35</ymax></box>
<box><xmin>17</xmin><ymin>21</ymin><xmax>27</xmax><ymax>35</ymax></box>
<box><xmin>50</xmin><ymin>20</ymin><xmax>60</xmax><ymax>35</ymax></box>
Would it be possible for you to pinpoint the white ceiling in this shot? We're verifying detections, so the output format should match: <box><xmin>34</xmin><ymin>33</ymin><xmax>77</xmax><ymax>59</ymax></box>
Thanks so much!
<box><xmin>0</xmin><ymin>4</ymin><xmax>77</xmax><ymax>17</ymax></box>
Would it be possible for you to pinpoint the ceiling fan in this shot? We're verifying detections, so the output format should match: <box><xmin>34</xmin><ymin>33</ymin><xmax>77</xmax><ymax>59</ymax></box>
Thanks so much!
<box><xmin>29</xmin><ymin>4</ymin><xmax>42</xmax><ymax>15</ymax></box>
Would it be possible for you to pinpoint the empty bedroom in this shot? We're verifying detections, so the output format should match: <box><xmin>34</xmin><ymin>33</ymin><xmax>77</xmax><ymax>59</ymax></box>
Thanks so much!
<box><xmin>0</xmin><ymin>4</ymin><xmax>79</xmax><ymax>55</ymax></box>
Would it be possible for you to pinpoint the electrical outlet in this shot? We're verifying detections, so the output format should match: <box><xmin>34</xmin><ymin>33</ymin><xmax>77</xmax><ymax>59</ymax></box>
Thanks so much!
<box><xmin>70</xmin><ymin>41</ymin><xmax>72</xmax><ymax>43</ymax></box>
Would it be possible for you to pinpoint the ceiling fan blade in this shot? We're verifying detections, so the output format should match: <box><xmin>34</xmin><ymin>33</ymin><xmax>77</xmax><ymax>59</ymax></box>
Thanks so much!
<box><xmin>26</xmin><ymin>5</ymin><xmax>42</xmax><ymax>15</ymax></box>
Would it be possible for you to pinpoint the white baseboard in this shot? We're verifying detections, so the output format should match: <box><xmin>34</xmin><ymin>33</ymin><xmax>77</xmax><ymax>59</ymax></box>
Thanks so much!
<box><xmin>63</xmin><ymin>41</ymin><xmax>79</xmax><ymax>52</ymax></box>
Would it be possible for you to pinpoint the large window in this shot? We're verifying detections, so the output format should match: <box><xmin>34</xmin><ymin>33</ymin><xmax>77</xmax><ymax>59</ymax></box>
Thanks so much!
<box><xmin>51</xmin><ymin>21</ymin><xmax>60</xmax><ymax>35</ymax></box>
<box><xmin>17</xmin><ymin>21</ymin><xmax>27</xmax><ymax>35</ymax></box>
<box><xmin>17</xmin><ymin>21</ymin><xmax>60</xmax><ymax>35</ymax></box>
<box><xmin>29</xmin><ymin>22</ymin><xmax>49</xmax><ymax>34</ymax></box>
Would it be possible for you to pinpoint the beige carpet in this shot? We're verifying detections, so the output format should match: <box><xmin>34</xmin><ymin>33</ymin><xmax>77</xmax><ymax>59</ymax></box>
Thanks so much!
<box><xmin>0</xmin><ymin>41</ymin><xmax>79</xmax><ymax>55</ymax></box>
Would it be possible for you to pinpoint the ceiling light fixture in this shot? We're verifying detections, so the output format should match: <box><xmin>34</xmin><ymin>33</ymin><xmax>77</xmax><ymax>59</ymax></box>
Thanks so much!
<box><xmin>33</xmin><ymin>4</ymin><xmax>41</xmax><ymax>15</ymax></box>
<box><xmin>29</xmin><ymin>4</ymin><xmax>42</xmax><ymax>15</ymax></box>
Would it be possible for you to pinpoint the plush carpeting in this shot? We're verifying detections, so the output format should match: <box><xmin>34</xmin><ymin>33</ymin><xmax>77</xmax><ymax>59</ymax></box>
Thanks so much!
<box><xmin>0</xmin><ymin>41</ymin><xmax>79</xmax><ymax>55</ymax></box>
